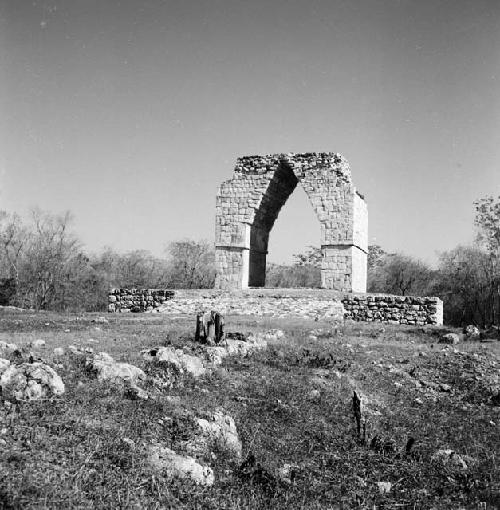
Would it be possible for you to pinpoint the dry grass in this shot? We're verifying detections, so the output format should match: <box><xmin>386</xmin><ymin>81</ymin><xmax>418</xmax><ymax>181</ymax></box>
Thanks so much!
<box><xmin>0</xmin><ymin>310</ymin><xmax>499</xmax><ymax>509</ymax></box>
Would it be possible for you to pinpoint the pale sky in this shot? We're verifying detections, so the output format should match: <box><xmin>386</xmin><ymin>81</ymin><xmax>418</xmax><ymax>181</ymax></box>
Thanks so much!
<box><xmin>1</xmin><ymin>0</ymin><xmax>499</xmax><ymax>265</ymax></box>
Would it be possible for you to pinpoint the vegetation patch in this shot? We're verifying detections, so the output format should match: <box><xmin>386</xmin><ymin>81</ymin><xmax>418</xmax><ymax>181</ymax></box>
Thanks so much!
<box><xmin>1</xmin><ymin>312</ymin><xmax>499</xmax><ymax>508</ymax></box>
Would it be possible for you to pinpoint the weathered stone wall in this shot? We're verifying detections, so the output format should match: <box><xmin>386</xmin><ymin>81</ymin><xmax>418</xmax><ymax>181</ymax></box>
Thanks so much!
<box><xmin>342</xmin><ymin>295</ymin><xmax>443</xmax><ymax>325</ymax></box>
<box><xmin>107</xmin><ymin>288</ymin><xmax>443</xmax><ymax>326</ymax></box>
<box><xmin>108</xmin><ymin>289</ymin><xmax>174</xmax><ymax>313</ymax></box>
<box><xmin>215</xmin><ymin>152</ymin><xmax>368</xmax><ymax>292</ymax></box>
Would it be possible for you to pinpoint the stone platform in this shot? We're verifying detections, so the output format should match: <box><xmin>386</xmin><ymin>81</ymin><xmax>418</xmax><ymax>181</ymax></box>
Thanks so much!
<box><xmin>108</xmin><ymin>288</ymin><xmax>443</xmax><ymax>325</ymax></box>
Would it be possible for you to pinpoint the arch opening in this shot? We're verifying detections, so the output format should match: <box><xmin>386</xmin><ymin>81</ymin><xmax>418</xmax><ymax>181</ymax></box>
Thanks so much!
<box><xmin>248</xmin><ymin>161</ymin><xmax>298</xmax><ymax>286</ymax></box>
<box><xmin>265</xmin><ymin>183</ymin><xmax>321</xmax><ymax>287</ymax></box>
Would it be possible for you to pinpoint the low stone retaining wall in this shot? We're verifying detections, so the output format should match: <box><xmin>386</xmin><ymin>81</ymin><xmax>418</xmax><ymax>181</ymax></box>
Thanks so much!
<box><xmin>342</xmin><ymin>295</ymin><xmax>443</xmax><ymax>325</ymax></box>
<box><xmin>108</xmin><ymin>288</ymin><xmax>443</xmax><ymax>325</ymax></box>
<box><xmin>108</xmin><ymin>289</ymin><xmax>174</xmax><ymax>313</ymax></box>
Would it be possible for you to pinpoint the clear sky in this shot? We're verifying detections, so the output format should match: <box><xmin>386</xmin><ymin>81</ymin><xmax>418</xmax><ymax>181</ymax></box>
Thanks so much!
<box><xmin>1</xmin><ymin>0</ymin><xmax>499</xmax><ymax>265</ymax></box>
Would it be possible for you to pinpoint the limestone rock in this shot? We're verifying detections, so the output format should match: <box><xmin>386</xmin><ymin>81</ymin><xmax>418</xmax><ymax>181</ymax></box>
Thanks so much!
<box><xmin>377</xmin><ymin>481</ymin><xmax>392</xmax><ymax>494</ymax></box>
<box><xmin>186</xmin><ymin>409</ymin><xmax>242</xmax><ymax>460</ymax></box>
<box><xmin>431</xmin><ymin>449</ymin><xmax>475</xmax><ymax>470</ymax></box>
<box><xmin>277</xmin><ymin>463</ymin><xmax>299</xmax><ymax>484</ymax></box>
<box><xmin>439</xmin><ymin>333</ymin><xmax>460</xmax><ymax>345</ymax></box>
<box><xmin>92</xmin><ymin>316</ymin><xmax>109</xmax><ymax>324</ymax></box>
<box><xmin>464</xmin><ymin>325</ymin><xmax>480</xmax><ymax>340</ymax></box>
<box><xmin>68</xmin><ymin>345</ymin><xmax>85</xmax><ymax>356</ymax></box>
<box><xmin>30</xmin><ymin>339</ymin><xmax>46</xmax><ymax>349</ymax></box>
<box><xmin>86</xmin><ymin>352</ymin><xmax>146</xmax><ymax>385</ymax></box>
<box><xmin>165</xmin><ymin>395</ymin><xmax>182</xmax><ymax>404</ymax></box>
<box><xmin>0</xmin><ymin>358</ymin><xmax>10</xmax><ymax>375</ymax></box>
<box><xmin>262</xmin><ymin>329</ymin><xmax>285</xmax><ymax>341</ymax></box>
<box><xmin>204</xmin><ymin>330</ymin><xmax>273</xmax><ymax>366</ymax></box>
<box><xmin>142</xmin><ymin>347</ymin><xmax>206</xmax><ymax>377</ymax></box>
<box><xmin>148</xmin><ymin>445</ymin><xmax>214</xmax><ymax>486</ymax></box>
<box><xmin>204</xmin><ymin>346</ymin><xmax>227</xmax><ymax>367</ymax></box>
<box><xmin>0</xmin><ymin>362</ymin><xmax>65</xmax><ymax>400</ymax></box>
<box><xmin>122</xmin><ymin>437</ymin><xmax>135</xmax><ymax>448</ymax></box>
<box><xmin>307</xmin><ymin>389</ymin><xmax>321</xmax><ymax>402</ymax></box>
<box><xmin>0</xmin><ymin>341</ymin><xmax>19</xmax><ymax>353</ymax></box>
<box><xmin>53</xmin><ymin>347</ymin><xmax>65</xmax><ymax>356</ymax></box>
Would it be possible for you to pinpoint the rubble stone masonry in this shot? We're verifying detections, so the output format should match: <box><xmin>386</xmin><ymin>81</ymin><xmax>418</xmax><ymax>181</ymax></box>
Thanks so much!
<box><xmin>215</xmin><ymin>153</ymin><xmax>368</xmax><ymax>292</ymax></box>
<box><xmin>107</xmin><ymin>289</ymin><xmax>174</xmax><ymax>313</ymax></box>
<box><xmin>342</xmin><ymin>295</ymin><xmax>443</xmax><ymax>325</ymax></box>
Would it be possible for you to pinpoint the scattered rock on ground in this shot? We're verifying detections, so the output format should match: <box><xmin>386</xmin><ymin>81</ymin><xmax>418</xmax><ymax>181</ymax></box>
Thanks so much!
<box><xmin>0</xmin><ymin>358</ymin><xmax>10</xmax><ymax>374</ymax></box>
<box><xmin>68</xmin><ymin>345</ymin><xmax>86</xmax><ymax>356</ymax></box>
<box><xmin>53</xmin><ymin>347</ymin><xmax>65</xmax><ymax>356</ymax></box>
<box><xmin>464</xmin><ymin>325</ymin><xmax>480</xmax><ymax>340</ymax></box>
<box><xmin>165</xmin><ymin>395</ymin><xmax>182</xmax><ymax>404</ymax></box>
<box><xmin>0</xmin><ymin>362</ymin><xmax>65</xmax><ymax>400</ymax></box>
<box><xmin>0</xmin><ymin>341</ymin><xmax>19</xmax><ymax>353</ymax></box>
<box><xmin>205</xmin><ymin>329</ymin><xmax>278</xmax><ymax>366</ymax></box>
<box><xmin>142</xmin><ymin>347</ymin><xmax>206</xmax><ymax>377</ymax></box>
<box><xmin>148</xmin><ymin>445</ymin><xmax>214</xmax><ymax>486</ymax></box>
<box><xmin>87</xmin><ymin>352</ymin><xmax>146</xmax><ymax>385</ymax></box>
<box><xmin>0</xmin><ymin>305</ymin><xmax>24</xmax><ymax>312</ymax></box>
<box><xmin>204</xmin><ymin>346</ymin><xmax>227</xmax><ymax>366</ymax></box>
<box><xmin>277</xmin><ymin>463</ymin><xmax>299</xmax><ymax>484</ymax></box>
<box><xmin>377</xmin><ymin>481</ymin><xmax>392</xmax><ymax>494</ymax></box>
<box><xmin>122</xmin><ymin>437</ymin><xmax>135</xmax><ymax>448</ymax></box>
<box><xmin>186</xmin><ymin>409</ymin><xmax>242</xmax><ymax>460</ymax></box>
<box><xmin>30</xmin><ymin>339</ymin><xmax>46</xmax><ymax>349</ymax></box>
<box><xmin>431</xmin><ymin>449</ymin><xmax>475</xmax><ymax>470</ymax></box>
<box><xmin>439</xmin><ymin>333</ymin><xmax>460</xmax><ymax>345</ymax></box>
<box><xmin>308</xmin><ymin>389</ymin><xmax>321</xmax><ymax>402</ymax></box>
<box><xmin>92</xmin><ymin>317</ymin><xmax>109</xmax><ymax>324</ymax></box>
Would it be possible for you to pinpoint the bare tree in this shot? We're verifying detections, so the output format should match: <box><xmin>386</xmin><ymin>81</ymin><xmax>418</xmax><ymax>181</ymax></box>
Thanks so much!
<box><xmin>0</xmin><ymin>211</ymin><xmax>28</xmax><ymax>296</ymax></box>
<box><xmin>293</xmin><ymin>246</ymin><xmax>322</xmax><ymax>267</ymax></box>
<box><xmin>432</xmin><ymin>245</ymin><xmax>497</xmax><ymax>327</ymax></box>
<box><xmin>20</xmin><ymin>209</ymin><xmax>83</xmax><ymax>310</ymax></box>
<box><xmin>473</xmin><ymin>195</ymin><xmax>500</xmax><ymax>327</ymax></box>
<box><xmin>166</xmin><ymin>239</ymin><xmax>215</xmax><ymax>288</ymax></box>
<box><xmin>475</xmin><ymin>195</ymin><xmax>500</xmax><ymax>256</ymax></box>
<box><xmin>368</xmin><ymin>252</ymin><xmax>432</xmax><ymax>296</ymax></box>
<box><xmin>265</xmin><ymin>262</ymin><xmax>321</xmax><ymax>288</ymax></box>
<box><xmin>367</xmin><ymin>244</ymin><xmax>389</xmax><ymax>270</ymax></box>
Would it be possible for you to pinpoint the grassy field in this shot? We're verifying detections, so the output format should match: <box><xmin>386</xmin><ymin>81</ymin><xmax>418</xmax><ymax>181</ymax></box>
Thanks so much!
<box><xmin>0</xmin><ymin>309</ymin><xmax>499</xmax><ymax>509</ymax></box>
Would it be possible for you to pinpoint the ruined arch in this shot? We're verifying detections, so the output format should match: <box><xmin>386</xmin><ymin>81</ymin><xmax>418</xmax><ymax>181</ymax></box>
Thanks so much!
<box><xmin>215</xmin><ymin>152</ymin><xmax>368</xmax><ymax>292</ymax></box>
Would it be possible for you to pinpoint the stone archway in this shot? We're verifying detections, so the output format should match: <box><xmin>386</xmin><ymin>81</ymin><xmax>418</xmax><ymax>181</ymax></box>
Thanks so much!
<box><xmin>215</xmin><ymin>152</ymin><xmax>368</xmax><ymax>292</ymax></box>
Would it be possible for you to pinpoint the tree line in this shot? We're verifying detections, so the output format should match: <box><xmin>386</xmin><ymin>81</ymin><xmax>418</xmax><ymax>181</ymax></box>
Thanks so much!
<box><xmin>367</xmin><ymin>195</ymin><xmax>499</xmax><ymax>328</ymax></box>
<box><xmin>0</xmin><ymin>208</ymin><xmax>215</xmax><ymax>312</ymax></box>
<box><xmin>266</xmin><ymin>196</ymin><xmax>499</xmax><ymax>328</ymax></box>
<box><xmin>0</xmin><ymin>195</ymin><xmax>498</xmax><ymax>328</ymax></box>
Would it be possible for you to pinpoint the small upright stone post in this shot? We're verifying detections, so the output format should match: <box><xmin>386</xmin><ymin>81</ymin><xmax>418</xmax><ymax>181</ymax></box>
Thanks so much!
<box><xmin>195</xmin><ymin>311</ymin><xmax>225</xmax><ymax>345</ymax></box>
